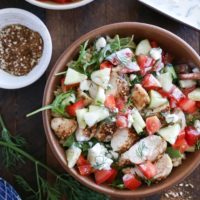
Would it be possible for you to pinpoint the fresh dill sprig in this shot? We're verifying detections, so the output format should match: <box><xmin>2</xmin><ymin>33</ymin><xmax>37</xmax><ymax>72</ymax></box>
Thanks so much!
<box><xmin>0</xmin><ymin>114</ymin><xmax>108</xmax><ymax>200</ymax></box>
<box><xmin>135</xmin><ymin>141</ymin><xmax>147</xmax><ymax>159</ymax></box>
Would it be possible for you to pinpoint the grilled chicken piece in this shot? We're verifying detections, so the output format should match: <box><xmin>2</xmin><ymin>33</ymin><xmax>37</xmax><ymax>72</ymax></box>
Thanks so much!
<box><xmin>106</xmin><ymin>70</ymin><xmax>130</xmax><ymax>100</ymax></box>
<box><xmin>119</xmin><ymin>135</ymin><xmax>167</xmax><ymax>164</ymax></box>
<box><xmin>153</xmin><ymin>154</ymin><xmax>173</xmax><ymax>181</ymax></box>
<box><xmin>51</xmin><ymin>117</ymin><xmax>77</xmax><ymax>140</ymax></box>
<box><xmin>75</xmin><ymin>126</ymin><xmax>97</xmax><ymax>142</ymax></box>
<box><xmin>131</xmin><ymin>84</ymin><xmax>150</xmax><ymax>110</ymax></box>
<box><xmin>94</xmin><ymin>122</ymin><xmax>116</xmax><ymax>142</ymax></box>
<box><xmin>111</xmin><ymin>128</ymin><xmax>138</xmax><ymax>153</ymax></box>
<box><xmin>77</xmin><ymin>89</ymin><xmax>93</xmax><ymax>106</ymax></box>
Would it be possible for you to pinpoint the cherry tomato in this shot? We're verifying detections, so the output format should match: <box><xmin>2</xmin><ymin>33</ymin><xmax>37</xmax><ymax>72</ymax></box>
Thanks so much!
<box><xmin>185</xmin><ymin>126</ymin><xmax>200</xmax><ymax>146</ymax></box>
<box><xmin>142</xmin><ymin>74</ymin><xmax>161</xmax><ymax>90</ymax></box>
<box><xmin>100</xmin><ymin>61</ymin><xmax>113</xmax><ymax>70</ymax></box>
<box><xmin>138</xmin><ymin>161</ymin><xmax>157</xmax><ymax>179</ymax></box>
<box><xmin>66</xmin><ymin>99</ymin><xmax>85</xmax><ymax>116</ymax></box>
<box><xmin>146</xmin><ymin>116</ymin><xmax>161</xmax><ymax>135</ymax></box>
<box><xmin>178</xmin><ymin>98</ymin><xmax>197</xmax><ymax>114</ymax></box>
<box><xmin>94</xmin><ymin>169</ymin><xmax>117</xmax><ymax>185</ymax></box>
<box><xmin>105</xmin><ymin>169</ymin><xmax>118</xmax><ymax>184</ymax></box>
<box><xmin>123</xmin><ymin>174</ymin><xmax>142</xmax><ymax>190</ymax></box>
<box><xmin>104</xmin><ymin>95</ymin><xmax>116</xmax><ymax>110</ymax></box>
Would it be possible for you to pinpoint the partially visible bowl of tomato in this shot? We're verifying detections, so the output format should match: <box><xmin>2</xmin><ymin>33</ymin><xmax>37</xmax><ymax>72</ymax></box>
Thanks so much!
<box><xmin>26</xmin><ymin>0</ymin><xmax>94</xmax><ymax>10</ymax></box>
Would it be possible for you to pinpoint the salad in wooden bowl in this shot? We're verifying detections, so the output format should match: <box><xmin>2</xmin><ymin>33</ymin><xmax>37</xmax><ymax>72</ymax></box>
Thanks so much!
<box><xmin>28</xmin><ymin>23</ymin><xmax>200</xmax><ymax>198</ymax></box>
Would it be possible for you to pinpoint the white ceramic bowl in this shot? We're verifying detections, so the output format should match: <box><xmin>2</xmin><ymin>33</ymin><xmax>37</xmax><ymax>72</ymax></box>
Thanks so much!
<box><xmin>0</xmin><ymin>8</ymin><xmax>52</xmax><ymax>89</ymax></box>
<box><xmin>26</xmin><ymin>0</ymin><xmax>94</xmax><ymax>10</ymax></box>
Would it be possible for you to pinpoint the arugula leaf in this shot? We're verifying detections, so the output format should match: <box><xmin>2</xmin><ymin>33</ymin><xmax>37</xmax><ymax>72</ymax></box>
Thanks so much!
<box><xmin>145</xmin><ymin>179</ymin><xmax>152</xmax><ymax>186</ymax></box>
<box><xmin>63</xmin><ymin>134</ymin><xmax>75</xmax><ymax>147</ymax></box>
<box><xmin>166</xmin><ymin>147</ymin><xmax>182</xmax><ymax>158</ymax></box>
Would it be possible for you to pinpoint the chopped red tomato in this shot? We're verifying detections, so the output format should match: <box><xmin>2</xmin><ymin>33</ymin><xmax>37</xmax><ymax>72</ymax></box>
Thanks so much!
<box><xmin>100</xmin><ymin>61</ymin><xmax>113</xmax><ymax>69</ymax></box>
<box><xmin>137</xmin><ymin>55</ymin><xmax>155</xmax><ymax>75</ymax></box>
<box><xmin>61</xmin><ymin>78</ymin><xmax>78</xmax><ymax>92</ymax></box>
<box><xmin>78</xmin><ymin>165</ymin><xmax>93</xmax><ymax>176</ymax></box>
<box><xmin>182</xmin><ymin>86</ymin><xmax>196</xmax><ymax>97</ymax></box>
<box><xmin>123</xmin><ymin>174</ymin><xmax>142</xmax><ymax>190</ymax></box>
<box><xmin>146</xmin><ymin>116</ymin><xmax>161</xmax><ymax>135</ymax></box>
<box><xmin>156</xmin><ymin>88</ymin><xmax>169</xmax><ymax>98</ymax></box>
<box><xmin>66</xmin><ymin>99</ymin><xmax>85</xmax><ymax>116</ymax></box>
<box><xmin>173</xmin><ymin>132</ymin><xmax>189</xmax><ymax>153</ymax></box>
<box><xmin>196</xmin><ymin>101</ymin><xmax>200</xmax><ymax>108</ymax></box>
<box><xmin>116</xmin><ymin>97</ymin><xmax>125</xmax><ymax>111</ymax></box>
<box><xmin>150</xmin><ymin>41</ymin><xmax>158</xmax><ymax>48</ymax></box>
<box><xmin>185</xmin><ymin>126</ymin><xmax>200</xmax><ymax>146</ymax></box>
<box><xmin>77</xmin><ymin>155</ymin><xmax>89</xmax><ymax>166</ymax></box>
<box><xmin>104</xmin><ymin>95</ymin><xmax>116</xmax><ymax>110</ymax></box>
<box><xmin>142</xmin><ymin>74</ymin><xmax>161</xmax><ymax>90</ymax></box>
<box><xmin>105</xmin><ymin>169</ymin><xmax>118</xmax><ymax>184</ymax></box>
<box><xmin>138</xmin><ymin>161</ymin><xmax>157</xmax><ymax>179</ymax></box>
<box><xmin>116</xmin><ymin>116</ymin><xmax>128</xmax><ymax>128</ymax></box>
<box><xmin>178</xmin><ymin>98</ymin><xmax>197</xmax><ymax>114</ymax></box>
<box><xmin>94</xmin><ymin>169</ymin><xmax>117</xmax><ymax>185</ymax></box>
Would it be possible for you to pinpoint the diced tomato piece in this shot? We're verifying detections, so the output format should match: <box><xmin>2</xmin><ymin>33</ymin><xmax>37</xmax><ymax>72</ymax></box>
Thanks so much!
<box><xmin>66</xmin><ymin>99</ymin><xmax>85</xmax><ymax>116</ymax></box>
<box><xmin>77</xmin><ymin>155</ymin><xmax>89</xmax><ymax>166</ymax></box>
<box><xmin>178</xmin><ymin>98</ymin><xmax>197</xmax><ymax>114</ymax></box>
<box><xmin>104</xmin><ymin>95</ymin><xmax>116</xmax><ymax>110</ymax></box>
<box><xmin>115</xmin><ymin>97</ymin><xmax>125</xmax><ymax>112</ymax></box>
<box><xmin>106</xmin><ymin>169</ymin><xmax>118</xmax><ymax>184</ymax></box>
<box><xmin>78</xmin><ymin>165</ymin><xmax>93</xmax><ymax>176</ymax></box>
<box><xmin>100</xmin><ymin>61</ymin><xmax>113</xmax><ymax>69</ymax></box>
<box><xmin>137</xmin><ymin>55</ymin><xmax>155</xmax><ymax>75</ymax></box>
<box><xmin>123</xmin><ymin>174</ymin><xmax>142</xmax><ymax>190</ymax></box>
<box><xmin>146</xmin><ymin>116</ymin><xmax>161</xmax><ymax>135</ymax></box>
<box><xmin>94</xmin><ymin>169</ymin><xmax>117</xmax><ymax>185</ymax></box>
<box><xmin>185</xmin><ymin>126</ymin><xmax>200</xmax><ymax>146</ymax></box>
<box><xmin>173</xmin><ymin>133</ymin><xmax>189</xmax><ymax>153</ymax></box>
<box><xmin>142</xmin><ymin>74</ymin><xmax>161</xmax><ymax>90</ymax></box>
<box><xmin>138</xmin><ymin>161</ymin><xmax>157</xmax><ymax>179</ymax></box>
<box><xmin>156</xmin><ymin>88</ymin><xmax>169</xmax><ymax>98</ymax></box>
<box><xmin>61</xmin><ymin>78</ymin><xmax>79</xmax><ymax>92</ymax></box>
<box><xmin>137</xmin><ymin>55</ymin><xmax>148</xmax><ymax>69</ymax></box>
<box><xmin>182</xmin><ymin>86</ymin><xmax>196</xmax><ymax>97</ymax></box>
<box><xmin>116</xmin><ymin>116</ymin><xmax>128</xmax><ymax>128</ymax></box>
<box><xmin>150</xmin><ymin>41</ymin><xmax>158</xmax><ymax>48</ymax></box>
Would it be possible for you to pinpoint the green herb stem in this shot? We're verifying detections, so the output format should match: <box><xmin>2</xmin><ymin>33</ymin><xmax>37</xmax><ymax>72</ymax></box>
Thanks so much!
<box><xmin>26</xmin><ymin>105</ymin><xmax>52</xmax><ymax>117</ymax></box>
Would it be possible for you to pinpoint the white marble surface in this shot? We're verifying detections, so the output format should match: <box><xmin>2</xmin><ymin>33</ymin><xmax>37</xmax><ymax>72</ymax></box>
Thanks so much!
<box><xmin>139</xmin><ymin>0</ymin><xmax>200</xmax><ymax>30</ymax></box>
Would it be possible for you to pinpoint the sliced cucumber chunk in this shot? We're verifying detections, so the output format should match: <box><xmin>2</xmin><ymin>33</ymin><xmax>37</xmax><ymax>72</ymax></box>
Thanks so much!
<box><xmin>135</xmin><ymin>39</ymin><xmax>152</xmax><ymax>56</ymax></box>
<box><xmin>165</xmin><ymin>64</ymin><xmax>177</xmax><ymax>79</ymax></box>
<box><xmin>188</xmin><ymin>88</ymin><xmax>200</xmax><ymax>101</ymax></box>
<box><xmin>131</xmin><ymin>108</ymin><xmax>146</xmax><ymax>134</ymax></box>
<box><xmin>64</xmin><ymin>68</ymin><xmax>87</xmax><ymax>85</ymax></box>
<box><xmin>158</xmin><ymin>72</ymin><xmax>173</xmax><ymax>92</ymax></box>
<box><xmin>158</xmin><ymin>124</ymin><xmax>181</xmax><ymax>145</ymax></box>
<box><xmin>179</xmin><ymin>80</ymin><xmax>196</xmax><ymax>88</ymax></box>
<box><xmin>76</xmin><ymin>108</ymin><xmax>88</xmax><ymax>129</ymax></box>
<box><xmin>149</xmin><ymin>90</ymin><xmax>168</xmax><ymax>109</ymax></box>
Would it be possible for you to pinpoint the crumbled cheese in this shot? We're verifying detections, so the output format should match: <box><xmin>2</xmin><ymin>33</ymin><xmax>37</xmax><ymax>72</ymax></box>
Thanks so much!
<box><xmin>127</xmin><ymin>114</ymin><xmax>134</xmax><ymax>128</ymax></box>
<box><xmin>95</xmin><ymin>37</ymin><xmax>107</xmax><ymax>51</ymax></box>
<box><xmin>149</xmin><ymin>48</ymin><xmax>162</xmax><ymax>60</ymax></box>
<box><xmin>87</xmin><ymin>143</ymin><xmax>113</xmax><ymax>170</ymax></box>
<box><xmin>164</xmin><ymin>113</ymin><xmax>179</xmax><ymax>123</ymax></box>
<box><xmin>194</xmin><ymin>120</ymin><xmax>200</xmax><ymax>133</ymax></box>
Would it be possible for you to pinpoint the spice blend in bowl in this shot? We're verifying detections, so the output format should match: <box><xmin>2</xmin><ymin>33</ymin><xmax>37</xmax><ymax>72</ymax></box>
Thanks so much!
<box><xmin>0</xmin><ymin>24</ymin><xmax>43</xmax><ymax>76</ymax></box>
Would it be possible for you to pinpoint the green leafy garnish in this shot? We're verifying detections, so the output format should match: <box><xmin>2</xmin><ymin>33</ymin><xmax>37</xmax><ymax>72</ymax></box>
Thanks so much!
<box><xmin>166</xmin><ymin>147</ymin><xmax>182</xmax><ymax>158</ymax></box>
<box><xmin>145</xmin><ymin>179</ymin><xmax>152</xmax><ymax>186</ymax></box>
<box><xmin>26</xmin><ymin>90</ymin><xmax>75</xmax><ymax>117</ymax></box>
<box><xmin>63</xmin><ymin>134</ymin><xmax>75</xmax><ymax>147</ymax></box>
<box><xmin>135</xmin><ymin>141</ymin><xmax>147</xmax><ymax>159</ymax></box>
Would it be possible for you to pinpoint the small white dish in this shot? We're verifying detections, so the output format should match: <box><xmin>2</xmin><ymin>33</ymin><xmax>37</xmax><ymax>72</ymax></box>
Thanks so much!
<box><xmin>0</xmin><ymin>8</ymin><xmax>52</xmax><ymax>89</ymax></box>
<box><xmin>139</xmin><ymin>0</ymin><xmax>200</xmax><ymax>31</ymax></box>
<box><xmin>26</xmin><ymin>0</ymin><xmax>94</xmax><ymax>10</ymax></box>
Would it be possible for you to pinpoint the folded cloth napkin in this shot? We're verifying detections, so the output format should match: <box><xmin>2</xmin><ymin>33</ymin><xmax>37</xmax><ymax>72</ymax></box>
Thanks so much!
<box><xmin>0</xmin><ymin>178</ymin><xmax>21</xmax><ymax>200</ymax></box>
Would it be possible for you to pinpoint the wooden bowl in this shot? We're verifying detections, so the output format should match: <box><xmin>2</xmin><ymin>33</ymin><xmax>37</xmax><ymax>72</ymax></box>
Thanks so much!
<box><xmin>43</xmin><ymin>22</ymin><xmax>200</xmax><ymax>198</ymax></box>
